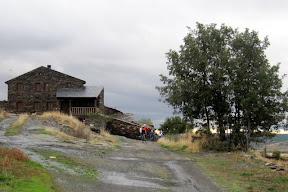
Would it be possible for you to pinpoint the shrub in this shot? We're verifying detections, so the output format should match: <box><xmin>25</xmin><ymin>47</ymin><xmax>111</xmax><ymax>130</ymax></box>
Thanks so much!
<box><xmin>202</xmin><ymin>137</ymin><xmax>227</xmax><ymax>152</ymax></box>
<box><xmin>272</xmin><ymin>150</ymin><xmax>281</xmax><ymax>160</ymax></box>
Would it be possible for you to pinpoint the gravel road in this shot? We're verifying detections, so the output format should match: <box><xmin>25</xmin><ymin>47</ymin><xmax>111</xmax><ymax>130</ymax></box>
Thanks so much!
<box><xmin>0</xmin><ymin>116</ymin><xmax>223</xmax><ymax>192</ymax></box>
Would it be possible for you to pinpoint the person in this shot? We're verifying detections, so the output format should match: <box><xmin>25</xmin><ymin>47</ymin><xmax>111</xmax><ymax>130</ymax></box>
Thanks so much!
<box><xmin>149</xmin><ymin>129</ymin><xmax>154</xmax><ymax>141</ymax></box>
<box><xmin>141</xmin><ymin>124</ymin><xmax>148</xmax><ymax>142</ymax></box>
<box><xmin>158</xmin><ymin>130</ymin><xmax>163</xmax><ymax>138</ymax></box>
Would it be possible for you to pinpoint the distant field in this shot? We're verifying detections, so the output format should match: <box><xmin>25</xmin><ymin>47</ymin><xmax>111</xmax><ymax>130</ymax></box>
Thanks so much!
<box><xmin>268</xmin><ymin>134</ymin><xmax>288</xmax><ymax>143</ymax></box>
<box><xmin>253</xmin><ymin>134</ymin><xmax>288</xmax><ymax>153</ymax></box>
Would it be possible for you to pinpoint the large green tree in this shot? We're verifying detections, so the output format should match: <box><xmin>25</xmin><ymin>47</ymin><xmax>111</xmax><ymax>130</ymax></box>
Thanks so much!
<box><xmin>157</xmin><ymin>23</ymin><xmax>286</xmax><ymax>150</ymax></box>
<box><xmin>229</xmin><ymin>29</ymin><xmax>285</xmax><ymax>150</ymax></box>
<box><xmin>157</xmin><ymin>23</ymin><xmax>233</xmax><ymax>136</ymax></box>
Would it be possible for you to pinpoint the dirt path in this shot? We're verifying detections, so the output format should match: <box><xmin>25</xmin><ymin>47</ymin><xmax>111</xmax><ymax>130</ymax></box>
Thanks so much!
<box><xmin>0</xmin><ymin>116</ymin><xmax>223</xmax><ymax>192</ymax></box>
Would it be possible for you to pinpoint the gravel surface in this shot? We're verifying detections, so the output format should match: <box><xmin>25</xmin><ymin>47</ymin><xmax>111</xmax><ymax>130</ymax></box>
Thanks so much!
<box><xmin>0</xmin><ymin>116</ymin><xmax>223</xmax><ymax>192</ymax></box>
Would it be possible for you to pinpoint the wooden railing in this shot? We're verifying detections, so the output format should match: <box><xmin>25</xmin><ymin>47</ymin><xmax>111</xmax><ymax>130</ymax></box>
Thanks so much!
<box><xmin>70</xmin><ymin>107</ymin><xmax>97</xmax><ymax>115</ymax></box>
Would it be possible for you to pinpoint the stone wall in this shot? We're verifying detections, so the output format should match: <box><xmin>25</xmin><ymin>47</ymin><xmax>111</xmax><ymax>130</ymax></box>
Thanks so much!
<box><xmin>106</xmin><ymin>118</ymin><xmax>141</xmax><ymax>140</ymax></box>
<box><xmin>104</xmin><ymin>106</ymin><xmax>123</xmax><ymax>116</ymax></box>
<box><xmin>0</xmin><ymin>100</ymin><xmax>7</xmax><ymax>109</ymax></box>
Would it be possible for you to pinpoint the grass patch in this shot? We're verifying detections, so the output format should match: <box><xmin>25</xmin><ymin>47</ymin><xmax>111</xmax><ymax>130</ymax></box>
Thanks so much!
<box><xmin>42</xmin><ymin>127</ymin><xmax>74</xmax><ymax>140</ymax></box>
<box><xmin>5</xmin><ymin>114</ymin><xmax>29</xmax><ymax>136</ymax></box>
<box><xmin>37</xmin><ymin>129</ymin><xmax>54</xmax><ymax>135</ymax></box>
<box><xmin>191</xmin><ymin>152</ymin><xmax>288</xmax><ymax>192</ymax></box>
<box><xmin>0</xmin><ymin>146</ymin><xmax>55</xmax><ymax>192</ymax></box>
<box><xmin>158</xmin><ymin>133</ymin><xmax>288</xmax><ymax>191</ymax></box>
<box><xmin>33</xmin><ymin>149</ymin><xmax>98</xmax><ymax>179</ymax></box>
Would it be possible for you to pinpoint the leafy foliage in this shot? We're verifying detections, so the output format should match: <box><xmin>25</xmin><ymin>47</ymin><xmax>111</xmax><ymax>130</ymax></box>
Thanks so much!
<box><xmin>137</xmin><ymin>118</ymin><xmax>153</xmax><ymax>127</ymax></box>
<box><xmin>159</xmin><ymin>116</ymin><xmax>186</xmax><ymax>134</ymax></box>
<box><xmin>157</xmin><ymin>22</ymin><xmax>287</xmax><ymax>150</ymax></box>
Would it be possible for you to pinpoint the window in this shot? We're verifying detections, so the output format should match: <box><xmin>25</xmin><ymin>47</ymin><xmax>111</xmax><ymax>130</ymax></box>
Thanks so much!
<box><xmin>44</xmin><ymin>83</ymin><xmax>50</xmax><ymax>92</ymax></box>
<box><xmin>16</xmin><ymin>102</ymin><xmax>24</xmax><ymax>111</ymax></box>
<box><xmin>34</xmin><ymin>102</ymin><xmax>41</xmax><ymax>111</ymax></box>
<box><xmin>16</xmin><ymin>83</ymin><xmax>24</xmax><ymax>91</ymax></box>
<box><xmin>47</xmin><ymin>102</ymin><xmax>54</xmax><ymax>111</ymax></box>
<box><xmin>35</xmin><ymin>83</ymin><xmax>41</xmax><ymax>92</ymax></box>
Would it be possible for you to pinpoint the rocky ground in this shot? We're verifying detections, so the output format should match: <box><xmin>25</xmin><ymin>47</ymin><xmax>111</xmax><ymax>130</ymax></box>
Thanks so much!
<box><xmin>0</xmin><ymin>116</ymin><xmax>223</xmax><ymax>192</ymax></box>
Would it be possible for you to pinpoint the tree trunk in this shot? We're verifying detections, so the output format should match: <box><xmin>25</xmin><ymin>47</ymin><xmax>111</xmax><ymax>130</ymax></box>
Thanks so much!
<box><xmin>218</xmin><ymin>119</ymin><xmax>226</xmax><ymax>141</ymax></box>
<box><xmin>245</xmin><ymin>116</ymin><xmax>251</xmax><ymax>152</ymax></box>
<box><xmin>205</xmin><ymin>107</ymin><xmax>211</xmax><ymax>136</ymax></box>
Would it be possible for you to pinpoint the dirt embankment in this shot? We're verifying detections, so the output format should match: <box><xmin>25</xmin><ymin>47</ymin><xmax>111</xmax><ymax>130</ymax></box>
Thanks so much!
<box><xmin>0</xmin><ymin>116</ymin><xmax>223</xmax><ymax>192</ymax></box>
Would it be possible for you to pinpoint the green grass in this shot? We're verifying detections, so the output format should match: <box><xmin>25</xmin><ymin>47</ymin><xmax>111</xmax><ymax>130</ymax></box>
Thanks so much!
<box><xmin>37</xmin><ymin>129</ymin><xmax>53</xmax><ymax>135</ymax></box>
<box><xmin>33</xmin><ymin>149</ymin><xmax>98</xmax><ymax>179</ymax></box>
<box><xmin>0</xmin><ymin>147</ymin><xmax>55</xmax><ymax>192</ymax></box>
<box><xmin>5</xmin><ymin>114</ymin><xmax>29</xmax><ymax>136</ymax></box>
<box><xmin>191</xmin><ymin>153</ymin><xmax>288</xmax><ymax>192</ymax></box>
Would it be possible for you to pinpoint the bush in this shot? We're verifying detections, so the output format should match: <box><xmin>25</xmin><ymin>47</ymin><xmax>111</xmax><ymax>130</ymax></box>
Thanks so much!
<box><xmin>272</xmin><ymin>150</ymin><xmax>281</xmax><ymax>160</ymax></box>
<box><xmin>202</xmin><ymin>137</ymin><xmax>227</xmax><ymax>152</ymax></box>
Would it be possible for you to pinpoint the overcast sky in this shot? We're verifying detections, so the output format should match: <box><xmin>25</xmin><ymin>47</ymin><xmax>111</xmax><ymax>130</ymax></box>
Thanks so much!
<box><xmin>0</xmin><ymin>0</ymin><xmax>288</xmax><ymax>127</ymax></box>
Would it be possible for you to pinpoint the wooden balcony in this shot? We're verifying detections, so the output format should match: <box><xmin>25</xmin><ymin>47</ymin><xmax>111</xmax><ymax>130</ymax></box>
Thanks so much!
<box><xmin>70</xmin><ymin>107</ymin><xmax>97</xmax><ymax>115</ymax></box>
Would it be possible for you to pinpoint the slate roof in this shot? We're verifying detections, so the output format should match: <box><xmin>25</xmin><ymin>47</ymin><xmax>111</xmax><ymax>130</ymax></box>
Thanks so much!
<box><xmin>5</xmin><ymin>66</ymin><xmax>86</xmax><ymax>84</ymax></box>
<box><xmin>56</xmin><ymin>86</ymin><xmax>104</xmax><ymax>98</ymax></box>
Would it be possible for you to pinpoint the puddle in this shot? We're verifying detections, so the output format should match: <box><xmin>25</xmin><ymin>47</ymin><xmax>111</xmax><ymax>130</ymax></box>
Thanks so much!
<box><xmin>100</xmin><ymin>172</ymin><xmax>165</xmax><ymax>189</ymax></box>
<box><xmin>109</xmin><ymin>156</ymin><xmax>139</xmax><ymax>161</ymax></box>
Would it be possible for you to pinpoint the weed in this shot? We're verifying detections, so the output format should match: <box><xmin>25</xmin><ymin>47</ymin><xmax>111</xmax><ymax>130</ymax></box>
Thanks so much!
<box><xmin>278</xmin><ymin>176</ymin><xmax>288</xmax><ymax>183</ymax></box>
<box><xmin>272</xmin><ymin>150</ymin><xmax>281</xmax><ymax>160</ymax></box>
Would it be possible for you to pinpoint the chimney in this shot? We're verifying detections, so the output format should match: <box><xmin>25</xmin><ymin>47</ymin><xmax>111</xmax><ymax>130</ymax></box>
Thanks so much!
<box><xmin>47</xmin><ymin>65</ymin><xmax>51</xmax><ymax>69</ymax></box>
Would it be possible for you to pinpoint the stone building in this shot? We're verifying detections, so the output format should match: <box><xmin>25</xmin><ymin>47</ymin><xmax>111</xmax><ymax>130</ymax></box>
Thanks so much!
<box><xmin>5</xmin><ymin>65</ymin><xmax>104</xmax><ymax>115</ymax></box>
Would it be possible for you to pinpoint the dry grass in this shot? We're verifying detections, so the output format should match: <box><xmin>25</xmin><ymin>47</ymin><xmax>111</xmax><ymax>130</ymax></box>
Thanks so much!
<box><xmin>254</xmin><ymin>151</ymin><xmax>288</xmax><ymax>169</ymax></box>
<box><xmin>0</xmin><ymin>108</ymin><xmax>10</xmax><ymax>121</ymax></box>
<box><xmin>5</xmin><ymin>114</ymin><xmax>29</xmax><ymax>136</ymax></box>
<box><xmin>40</xmin><ymin>112</ymin><xmax>118</xmax><ymax>144</ymax></box>
<box><xmin>40</xmin><ymin>111</ymin><xmax>91</xmax><ymax>140</ymax></box>
<box><xmin>157</xmin><ymin>132</ymin><xmax>207</xmax><ymax>153</ymax></box>
<box><xmin>41</xmin><ymin>111</ymin><xmax>83</xmax><ymax>130</ymax></box>
<box><xmin>44</xmin><ymin>127</ymin><xmax>74</xmax><ymax>140</ymax></box>
<box><xmin>90</xmin><ymin>128</ymin><xmax>119</xmax><ymax>144</ymax></box>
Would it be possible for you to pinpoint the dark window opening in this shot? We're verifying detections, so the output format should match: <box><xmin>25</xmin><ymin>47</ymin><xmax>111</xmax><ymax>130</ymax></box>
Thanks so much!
<box><xmin>47</xmin><ymin>102</ymin><xmax>54</xmax><ymax>111</ymax></box>
<box><xmin>16</xmin><ymin>102</ymin><xmax>24</xmax><ymax>111</ymax></box>
<box><xmin>35</xmin><ymin>83</ymin><xmax>42</xmax><ymax>92</ymax></box>
<box><xmin>44</xmin><ymin>83</ymin><xmax>50</xmax><ymax>92</ymax></box>
<box><xmin>16</xmin><ymin>83</ymin><xmax>24</xmax><ymax>91</ymax></box>
<box><xmin>34</xmin><ymin>102</ymin><xmax>41</xmax><ymax>111</ymax></box>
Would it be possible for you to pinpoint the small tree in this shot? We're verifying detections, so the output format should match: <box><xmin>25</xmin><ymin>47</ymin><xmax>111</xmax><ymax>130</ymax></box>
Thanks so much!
<box><xmin>159</xmin><ymin>116</ymin><xmax>186</xmax><ymax>134</ymax></box>
<box><xmin>137</xmin><ymin>118</ymin><xmax>153</xmax><ymax>127</ymax></box>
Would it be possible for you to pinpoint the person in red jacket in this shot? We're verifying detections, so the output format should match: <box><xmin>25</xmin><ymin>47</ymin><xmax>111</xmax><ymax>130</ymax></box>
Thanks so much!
<box><xmin>141</xmin><ymin>124</ymin><xmax>148</xmax><ymax>142</ymax></box>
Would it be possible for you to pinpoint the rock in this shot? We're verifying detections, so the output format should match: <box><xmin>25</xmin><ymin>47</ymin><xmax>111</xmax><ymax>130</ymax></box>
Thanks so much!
<box><xmin>90</xmin><ymin>126</ymin><xmax>100</xmax><ymax>134</ymax></box>
<box><xmin>265</xmin><ymin>162</ymin><xmax>275</xmax><ymax>166</ymax></box>
<box><xmin>276</xmin><ymin>167</ymin><xmax>285</xmax><ymax>171</ymax></box>
<box><xmin>269</xmin><ymin>165</ymin><xmax>277</xmax><ymax>169</ymax></box>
